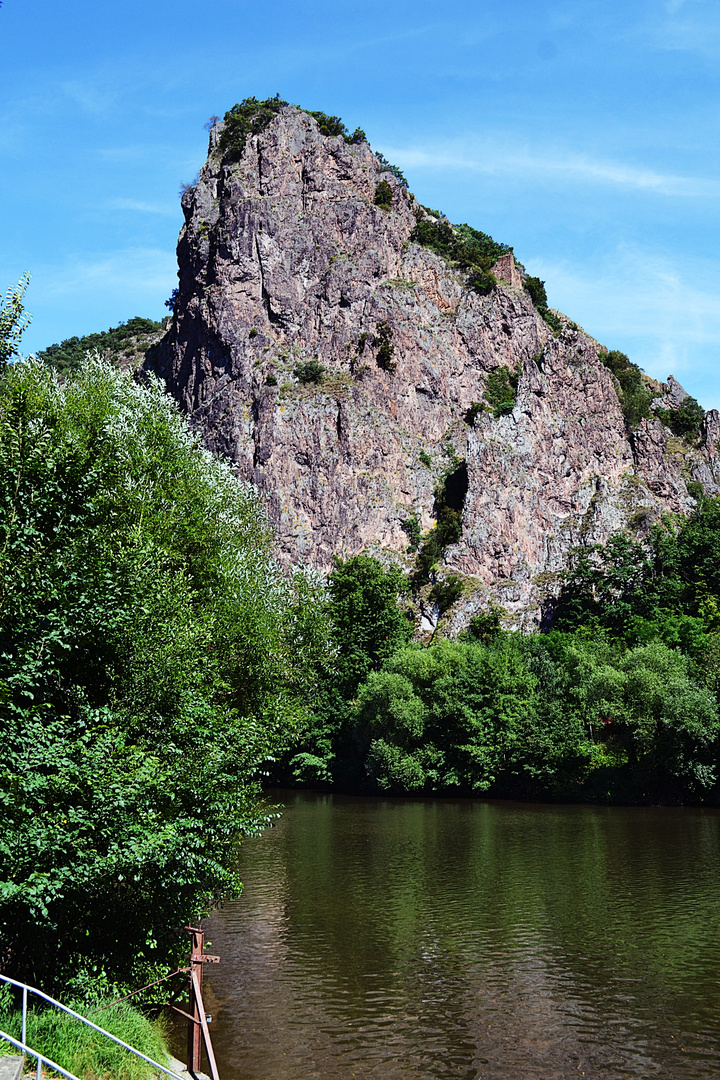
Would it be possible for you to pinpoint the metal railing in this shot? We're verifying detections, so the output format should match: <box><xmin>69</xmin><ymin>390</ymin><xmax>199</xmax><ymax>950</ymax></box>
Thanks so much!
<box><xmin>0</xmin><ymin>973</ymin><xmax>186</xmax><ymax>1080</ymax></box>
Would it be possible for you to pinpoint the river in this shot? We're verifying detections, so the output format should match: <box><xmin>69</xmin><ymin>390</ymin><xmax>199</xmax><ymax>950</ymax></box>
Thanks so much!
<box><xmin>195</xmin><ymin>791</ymin><xmax>720</xmax><ymax>1080</ymax></box>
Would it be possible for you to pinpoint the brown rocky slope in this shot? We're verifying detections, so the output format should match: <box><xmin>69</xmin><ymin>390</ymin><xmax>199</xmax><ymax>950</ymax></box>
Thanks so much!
<box><xmin>145</xmin><ymin>105</ymin><xmax>720</xmax><ymax>628</ymax></box>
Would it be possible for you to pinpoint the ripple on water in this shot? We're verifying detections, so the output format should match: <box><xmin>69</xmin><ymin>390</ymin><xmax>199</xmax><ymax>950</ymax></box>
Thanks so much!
<box><xmin>188</xmin><ymin>793</ymin><xmax>720</xmax><ymax>1080</ymax></box>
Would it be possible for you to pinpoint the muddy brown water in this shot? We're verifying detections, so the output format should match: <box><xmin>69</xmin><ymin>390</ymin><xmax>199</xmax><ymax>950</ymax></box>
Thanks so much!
<box><xmin>186</xmin><ymin>791</ymin><xmax>720</xmax><ymax>1080</ymax></box>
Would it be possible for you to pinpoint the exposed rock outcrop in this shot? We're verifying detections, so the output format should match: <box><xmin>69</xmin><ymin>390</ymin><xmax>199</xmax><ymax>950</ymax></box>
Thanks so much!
<box><xmin>145</xmin><ymin>106</ymin><xmax>719</xmax><ymax>625</ymax></box>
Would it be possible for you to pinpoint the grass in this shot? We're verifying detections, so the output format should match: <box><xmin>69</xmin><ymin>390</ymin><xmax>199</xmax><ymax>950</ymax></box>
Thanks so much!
<box><xmin>0</xmin><ymin>999</ymin><xmax>170</xmax><ymax>1080</ymax></box>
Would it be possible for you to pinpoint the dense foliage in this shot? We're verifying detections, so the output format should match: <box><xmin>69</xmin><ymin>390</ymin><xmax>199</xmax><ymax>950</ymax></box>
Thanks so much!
<box><xmin>0</xmin><ymin>358</ymin><xmax>327</xmax><ymax>995</ymax></box>
<box><xmin>600</xmin><ymin>349</ymin><xmax>655</xmax><ymax>429</ymax></box>
<box><xmin>276</xmin><ymin>494</ymin><xmax>720</xmax><ymax>805</ymax></box>
<box><xmin>409</xmin><ymin>218</ymin><xmax>509</xmax><ymax>293</ymax></box>
<box><xmin>294</xmin><ymin>358</ymin><xmax>326</xmax><ymax>384</ymax></box>
<box><xmin>656</xmin><ymin>394</ymin><xmax>706</xmax><ymax>442</ymax></box>
<box><xmin>274</xmin><ymin>556</ymin><xmax>412</xmax><ymax>787</ymax></box>
<box><xmin>484</xmin><ymin>364</ymin><xmax>520</xmax><ymax>417</ymax></box>
<box><xmin>34</xmin><ymin>317</ymin><xmax>163</xmax><ymax>376</ymax></box>
<box><xmin>374</xmin><ymin>180</ymin><xmax>393</xmax><ymax>209</ymax></box>
<box><xmin>525</xmin><ymin>275</ymin><xmax>563</xmax><ymax>334</ymax></box>
<box><xmin>219</xmin><ymin>96</ymin><xmax>367</xmax><ymax>161</ymax></box>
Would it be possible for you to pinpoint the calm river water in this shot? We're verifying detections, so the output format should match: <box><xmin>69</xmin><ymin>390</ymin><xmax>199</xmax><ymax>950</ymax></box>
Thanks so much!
<box><xmin>196</xmin><ymin>791</ymin><xmax>720</xmax><ymax>1080</ymax></box>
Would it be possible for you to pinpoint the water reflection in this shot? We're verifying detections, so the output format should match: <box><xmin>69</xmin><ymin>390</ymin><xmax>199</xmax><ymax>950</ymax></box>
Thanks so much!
<box><xmin>196</xmin><ymin>793</ymin><xmax>720</xmax><ymax>1080</ymax></box>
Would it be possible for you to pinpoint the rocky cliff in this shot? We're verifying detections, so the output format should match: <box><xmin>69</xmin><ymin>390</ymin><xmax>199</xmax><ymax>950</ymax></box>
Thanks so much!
<box><xmin>145</xmin><ymin>104</ymin><xmax>720</xmax><ymax>628</ymax></box>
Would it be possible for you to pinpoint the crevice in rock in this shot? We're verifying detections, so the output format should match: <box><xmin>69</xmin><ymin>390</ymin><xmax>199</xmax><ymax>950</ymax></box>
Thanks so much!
<box><xmin>254</xmin><ymin>232</ymin><xmax>279</xmax><ymax>324</ymax></box>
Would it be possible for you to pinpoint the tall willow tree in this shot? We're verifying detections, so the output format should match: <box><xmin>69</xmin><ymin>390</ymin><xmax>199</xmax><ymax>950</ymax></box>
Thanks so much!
<box><xmin>0</xmin><ymin>357</ymin><xmax>328</xmax><ymax>997</ymax></box>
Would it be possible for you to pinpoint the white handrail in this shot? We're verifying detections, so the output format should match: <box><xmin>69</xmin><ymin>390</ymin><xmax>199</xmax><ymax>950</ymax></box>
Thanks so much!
<box><xmin>0</xmin><ymin>973</ymin><xmax>186</xmax><ymax>1080</ymax></box>
<box><xmin>0</xmin><ymin>1026</ymin><xmax>80</xmax><ymax>1080</ymax></box>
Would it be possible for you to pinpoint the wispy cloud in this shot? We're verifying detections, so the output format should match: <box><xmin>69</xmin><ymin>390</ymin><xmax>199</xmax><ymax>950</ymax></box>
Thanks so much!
<box><xmin>38</xmin><ymin>247</ymin><xmax>176</xmax><ymax>298</ymax></box>
<box><xmin>645</xmin><ymin>0</ymin><xmax>720</xmax><ymax>55</ymax></box>
<box><xmin>383</xmin><ymin>140</ymin><xmax>720</xmax><ymax>199</ymax></box>
<box><xmin>527</xmin><ymin>243</ymin><xmax>720</xmax><ymax>408</ymax></box>
<box><xmin>107</xmin><ymin>198</ymin><xmax>177</xmax><ymax>216</ymax></box>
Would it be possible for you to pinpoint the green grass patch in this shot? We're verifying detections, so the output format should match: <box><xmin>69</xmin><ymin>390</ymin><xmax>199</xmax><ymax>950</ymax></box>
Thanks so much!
<box><xmin>0</xmin><ymin>1000</ymin><xmax>170</xmax><ymax>1080</ymax></box>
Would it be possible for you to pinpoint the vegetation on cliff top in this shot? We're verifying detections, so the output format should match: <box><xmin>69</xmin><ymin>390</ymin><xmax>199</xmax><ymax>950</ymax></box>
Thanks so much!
<box><xmin>219</xmin><ymin>95</ymin><xmax>366</xmax><ymax>160</ymax></box>
<box><xmin>34</xmin><ymin>316</ymin><xmax>163</xmax><ymax>375</ymax></box>
<box><xmin>409</xmin><ymin>217</ymin><xmax>509</xmax><ymax>294</ymax></box>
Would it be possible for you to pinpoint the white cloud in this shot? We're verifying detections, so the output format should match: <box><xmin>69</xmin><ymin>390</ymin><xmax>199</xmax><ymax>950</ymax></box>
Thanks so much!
<box><xmin>38</xmin><ymin>247</ymin><xmax>176</xmax><ymax>299</ymax></box>
<box><xmin>383</xmin><ymin>140</ymin><xmax>720</xmax><ymax>199</ymax></box>
<box><xmin>107</xmin><ymin>198</ymin><xmax>177</xmax><ymax>216</ymax></box>
<box><xmin>526</xmin><ymin>244</ymin><xmax>720</xmax><ymax>407</ymax></box>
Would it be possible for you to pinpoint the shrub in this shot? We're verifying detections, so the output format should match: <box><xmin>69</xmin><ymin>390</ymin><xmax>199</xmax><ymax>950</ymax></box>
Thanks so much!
<box><xmin>409</xmin><ymin>219</ymin><xmax>509</xmax><ymax>294</ymax></box>
<box><xmin>430</xmin><ymin>575</ymin><xmax>464</xmax><ymax>613</ymax></box>
<box><xmin>484</xmin><ymin>365</ymin><xmax>520</xmax><ymax>417</ymax></box>
<box><xmin>464</xmin><ymin>401</ymin><xmax>487</xmax><ymax>425</ymax></box>
<box><xmin>0</xmin><ymin>273</ymin><xmax>32</xmax><ymax>366</ymax></box>
<box><xmin>656</xmin><ymin>395</ymin><xmax>706</xmax><ymax>443</ymax></box>
<box><xmin>402</xmin><ymin>513</ymin><xmax>422</xmax><ymax>551</ymax></box>
<box><xmin>219</xmin><ymin>95</ymin><xmax>289</xmax><ymax>160</ymax></box>
<box><xmin>600</xmin><ymin>350</ymin><xmax>654</xmax><ymax>429</ymax></box>
<box><xmin>294</xmin><ymin>358</ymin><xmax>326</xmax><ymax>384</ymax></box>
<box><xmin>374</xmin><ymin>321</ymin><xmax>396</xmax><ymax>372</ymax></box>
<box><xmin>412</xmin><ymin>463</ymin><xmax>468</xmax><ymax>588</ymax></box>
<box><xmin>687</xmin><ymin>480</ymin><xmax>704</xmax><ymax>501</ymax></box>
<box><xmin>374</xmin><ymin>180</ymin><xmax>393</xmax><ymax>210</ymax></box>
<box><xmin>266</xmin><ymin>374</ymin><xmax>278</xmax><ymax>386</ymax></box>
<box><xmin>462</xmin><ymin>606</ymin><xmax>503</xmax><ymax>643</ymax></box>
<box><xmin>525</xmin><ymin>275</ymin><xmax>565</xmax><ymax>334</ymax></box>
<box><xmin>375</xmin><ymin>152</ymin><xmax>409</xmax><ymax>188</ymax></box>
<box><xmin>249</xmin><ymin>327</ymin><xmax>258</xmax><ymax>338</ymax></box>
<box><xmin>305</xmin><ymin>109</ymin><xmax>347</xmax><ymax>137</ymax></box>
<box><xmin>419</xmin><ymin>449</ymin><xmax>432</xmax><ymax>468</ymax></box>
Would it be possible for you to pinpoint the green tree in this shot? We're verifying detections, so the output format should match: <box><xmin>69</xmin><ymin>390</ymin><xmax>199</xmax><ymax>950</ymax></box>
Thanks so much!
<box><xmin>0</xmin><ymin>357</ymin><xmax>321</xmax><ymax>994</ymax></box>
<box><xmin>0</xmin><ymin>273</ymin><xmax>32</xmax><ymax>366</ymax></box>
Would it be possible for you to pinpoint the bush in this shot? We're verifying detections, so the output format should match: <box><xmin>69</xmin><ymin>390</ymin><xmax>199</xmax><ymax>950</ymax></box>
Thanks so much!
<box><xmin>412</xmin><ymin>463</ymin><xmax>468</xmax><ymax>588</ymax></box>
<box><xmin>600</xmin><ymin>349</ymin><xmax>654</xmax><ymax>429</ymax></box>
<box><xmin>402</xmin><ymin>513</ymin><xmax>422</xmax><ymax>551</ymax></box>
<box><xmin>525</xmin><ymin>275</ymin><xmax>565</xmax><ymax>334</ymax></box>
<box><xmin>294</xmin><ymin>359</ymin><xmax>326</xmax><ymax>384</ymax></box>
<box><xmin>430</xmin><ymin>575</ymin><xmax>464</xmax><ymax>613</ymax></box>
<box><xmin>464</xmin><ymin>401</ymin><xmax>487</xmax><ymax>425</ymax></box>
<box><xmin>484</xmin><ymin>365</ymin><xmax>519</xmax><ymax>417</ymax></box>
<box><xmin>374</xmin><ymin>180</ymin><xmax>393</xmax><ymax>210</ymax></box>
<box><xmin>219</xmin><ymin>95</ymin><xmax>289</xmax><ymax>160</ymax></box>
<box><xmin>305</xmin><ymin>110</ymin><xmax>347</xmax><ymax>138</ymax></box>
<box><xmin>374</xmin><ymin>321</ymin><xmax>396</xmax><ymax>372</ymax></box>
<box><xmin>375</xmin><ymin>152</ymin><xmax>408</xmax><ymax>188</ymax></box>
<box><xmin>219</xmin><ymin>98</ymin><xmax>370</xmax><ymax>161</ymax></box>
<box><xmin>0</xmin><ymin>274</ymin><xmax>32</xmax><ymax>367</ymax></box>
<box><xmin>656</xmin><ymin>395</ymin><xmax>706</xmax><ymax>443</ymax></box>
<box><xmin>0</xmin><ymin>358</ymin><xmax>324</xmax><ymax>992</ymax></box>
<box><xmin>410</xmin><ymin>219</ymin><xmax>509</xmax><ymax>295</ymax></box>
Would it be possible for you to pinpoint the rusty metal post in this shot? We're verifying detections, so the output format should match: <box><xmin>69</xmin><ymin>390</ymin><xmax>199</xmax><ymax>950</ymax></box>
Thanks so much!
<box><xmin>187</xmin><ymin>927</ymin><xmax>204</xmax><ymax>1076</ymax></box>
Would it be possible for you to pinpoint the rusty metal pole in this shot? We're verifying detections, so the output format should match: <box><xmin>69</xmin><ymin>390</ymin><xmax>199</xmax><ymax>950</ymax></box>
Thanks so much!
<box><xmin>187</xmin><ymin>927</ymin><xmax>204</xmax><ymax>1076</ymax></box>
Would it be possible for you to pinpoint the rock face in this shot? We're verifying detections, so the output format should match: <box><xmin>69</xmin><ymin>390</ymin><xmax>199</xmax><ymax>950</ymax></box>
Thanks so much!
<box><xmin>145</xmin><ymin>106</ymin><xmax>720</xmax><ymax>625</ymax></box>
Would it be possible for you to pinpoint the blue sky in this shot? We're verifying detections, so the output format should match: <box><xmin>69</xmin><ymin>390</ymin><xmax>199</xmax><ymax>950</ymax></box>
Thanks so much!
<box><xmin>2</xmin><ymin>0</ymin><xmax>720</xmax><ymax>406</ymax></box>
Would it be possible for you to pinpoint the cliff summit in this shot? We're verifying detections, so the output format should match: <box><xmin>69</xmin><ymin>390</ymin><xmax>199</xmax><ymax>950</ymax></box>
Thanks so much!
<box><xmin>145</xmin><ymin>101</ymin><xmax>720</xmax><ymax>628</ymax></box>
